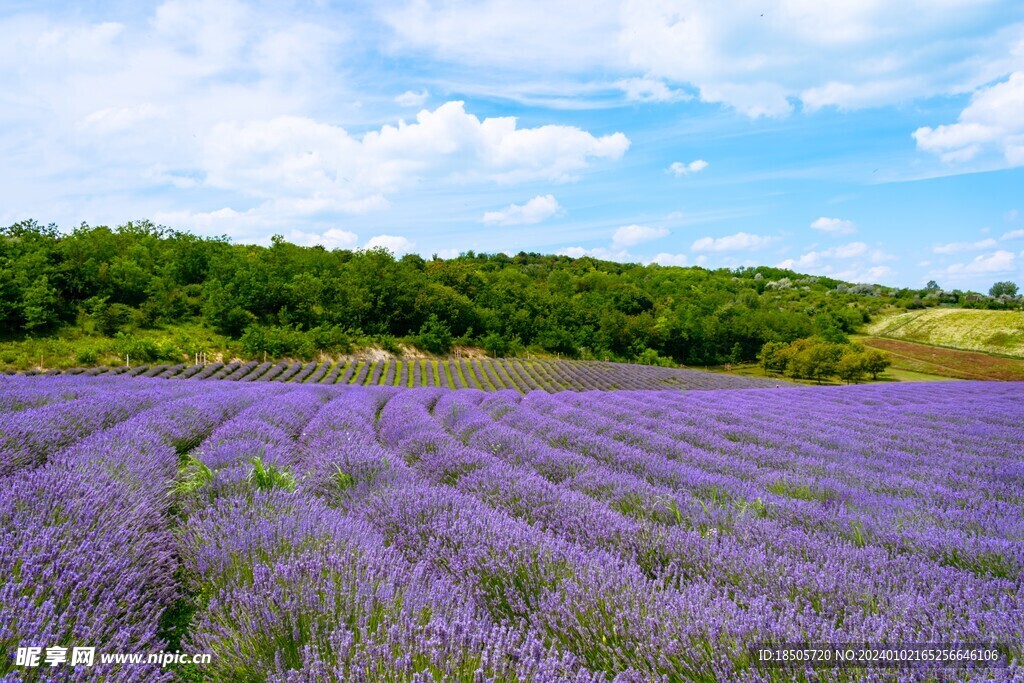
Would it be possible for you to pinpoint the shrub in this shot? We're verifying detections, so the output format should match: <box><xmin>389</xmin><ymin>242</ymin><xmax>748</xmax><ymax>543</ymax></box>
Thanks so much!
<box><xmin>635</xmin><ymin>348</ymin><xmax>675</xmax><ymax>368</ymax></box>
<box><xmin>76</xmin><ymin>347</ymin><xmax>101</xmax><ymax>365</ymax></box>
<box><xmin>414</xmin><ymin>315</ymin><xmax>453</xmax><ymax>355</ymax></box>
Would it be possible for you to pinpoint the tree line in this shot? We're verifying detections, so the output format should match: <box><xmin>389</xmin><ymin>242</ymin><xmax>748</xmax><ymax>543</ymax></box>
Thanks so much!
<box><xmin>0</xmin><ymin>219</ymin><xmax>961</xmax><ymax>366</ymax></box>
<box><xmin>759</xmin><ymin>338</ymin><xmax>891</xmax><ymax>384</ymax></box>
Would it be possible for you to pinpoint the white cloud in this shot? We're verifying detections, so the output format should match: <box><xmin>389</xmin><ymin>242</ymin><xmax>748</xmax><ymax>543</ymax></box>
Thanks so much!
<box><xmin>913</xmin><ymin>72</ymin><xmax>1024</xmax><ymax>167</ymax></box>
<box><xmin>287</xmin><ymin>228</ymin><xmax>359</xmax><ymax>250</ymax></box>
<box><xmin>616</xmin><ymin>77</ymin><xmax>690</xmax><ymax>103</ymax></box>
<box><xmin>832</xmin><ymin>265</ymin><xmax>894</xmax><ymax>283</ymax></box>
<box><xmin>691</xmin><ymin>232</ymin><xmax>778</xmax><ymax>252</ymax></box>
<box><xmin>649</xmin><ymin>252</ymin><xmax>688</xmax><ymax>266</ymax></box>
<box><xmin>1001</xmin><ymin>229</ymin><xmax>1024</xmax><ymax>240</ymax></box>
<box><xmin>933</xmin><ymin>238</ymin><xmax>998</xmax><ymax>254</ymax></box>
<box><xmin>383</xmin><ymin>1</ymin><xmax>1022</xmax><ymax>118</ymax></box>
<box><xmin>204</xmin><ymin>102</ymin><xmax>630</xmax><ymax>208</ymax></box>
<box><xmin>395</xmin><ymin>89</ymin><xmax>429</xmax><ymax>107</ymax></box>
<box><xmin>810</xmin><ymin>216</ymin><xmax>856</xmax><ymax>235</ymax></box>
<box><xmin>776</xmin><ymin>242</ymin><xmax>895</xmax><ymax>280</ymax></box>
<box><xmin>364</xmin><ymin>234</ymin><xmax>415</xmax><ymax>254</ymax></box>
<box><xmin>777</xmin><ymin>242</ymin><xmax>868</xmax><ymax>269</ymax></box>
<box><xmin>382</xmin><ymin>1</ymin><xmax>620</xmax><ymax>73</ymax></box>
<box><xmin>556</xmin><ymin>246</ymin><xmax>630</xmax><ymax>261</ymax></box>
<box><xmin>78</xmin><ymin>103</ymin><xmax>167</xmax><ymax>134</ymax></box>
<box><xmin>942</xmin><ymin>250</ymin><xmax>1017</xmax><ymax>275</ymax></box>
<box><xmin>483</xmin><ymin>194</ymin><xmax>561</xmax><ymax>225</ymax></box>
<box><xmin>667</xmin><ymin>159</ymin><xmax>709</xmax><ymax>176</ymax></box>
<box><xmin>611</xmin><ymin>224</ymin><xmax>668</xmax><ymax>249</ymax></box>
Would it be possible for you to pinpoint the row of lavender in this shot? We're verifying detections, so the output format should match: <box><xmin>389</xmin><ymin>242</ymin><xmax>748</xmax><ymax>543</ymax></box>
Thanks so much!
<box><xmin>19</xmin><ymin>357</ymin><xmax>777</xmax><ymax>392</ymax></box>
<box><xmin>1</xmin><ymin>375</ymin><xmax>1021</xmax><ymax>681</ymax></box>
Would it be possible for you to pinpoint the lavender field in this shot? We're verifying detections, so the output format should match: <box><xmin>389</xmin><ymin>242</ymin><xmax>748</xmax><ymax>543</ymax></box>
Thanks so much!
<box><xmin>30</xmin><ymin>357</ymin><xmax>779</xmax><ymax>392</ymax></box>
<box><xmin>1</xmin><ymin>375</ymin><xmax>1022</xmax><ymax>681</ymax></box>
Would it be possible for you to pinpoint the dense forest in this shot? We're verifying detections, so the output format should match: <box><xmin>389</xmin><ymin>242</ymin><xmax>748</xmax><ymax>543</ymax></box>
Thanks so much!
<box><xmin>0</xmin><ymin>219</ymin><xmax>1012</xmax><ymax>368</ymax></box>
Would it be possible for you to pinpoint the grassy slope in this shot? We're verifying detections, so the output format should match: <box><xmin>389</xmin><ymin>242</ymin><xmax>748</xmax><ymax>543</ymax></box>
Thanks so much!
<box><xmin>0</xmin><ymin>323</ymin><xmax>242</xmax><ymax>371</ymax></box>
<box><xmin>857</xmin><ymin>335</ymin><xmax>1024</xmax><ymax>381</ymax></box>
<box><xmin>867</xmin><ymin>308</ymin><xmax>1024</xmax><ymax>357</ymax></box>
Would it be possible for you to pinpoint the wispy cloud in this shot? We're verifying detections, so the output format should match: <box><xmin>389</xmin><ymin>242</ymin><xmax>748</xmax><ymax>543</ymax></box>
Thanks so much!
<box><xmin>933</xmin><ymin>238</ymin><xmax>998</xmax><ymax>254</ymax></box>
<box><xmin>611</xmin><ymin>224</ymin><xmax>668</xmax><ymax>248</ymax></box>
<box><xmin>668</xmin><ymin>160</ymin><xmax>708</xmax><ymax>177</ymax></box>
<box><xmin>395</xmin><ymin>89</ymin><xmax>429</xmax><ymax>107</ymax></box>
<box><xmin>810</xmin><ymin>217</ymin><xmax>856</xmax><ymax>236</ymax></box>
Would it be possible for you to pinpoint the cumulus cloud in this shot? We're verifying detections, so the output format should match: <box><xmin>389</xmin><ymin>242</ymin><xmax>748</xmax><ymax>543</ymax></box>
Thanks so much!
<box><xmin>667</xmin><ymin>160</ymin><xmax>709</xmax><ymax>177</ymax></box>
<box><xmin>913</xmin><ymin>72</ymin><xmax>1024</xmax><ymax>167</ymax></box>
<box><xmin>1001</xmin><ymin>229</ymin><xmax>1024</xmax><ymax>240</ymax></box>
<box><xmin>832</xmin><ymin>265</ymin><xmax>894</xmax><ymax>283</ymax></box>
<box><xmin>395</xmin><ymin>89</ymin><xmax>429</xmax><ymax>107</ymax></box>
<box><xmin>776</xmin><ymin>242</ymin><xmax>895</xmax><ymax>280</ymax></box>
<box><xmin>810</xmin><ymin>217</ymin><xmax>856</xmax><ymax>236</ymax></box>
<box><xmin>364</xmin><ymin>234</ymin><xmax>415</xmax><ymax>254</ymax></box>
<box><xmin>942</xmin><ymin>250</ymin><xmax>1017</xmax><ymax>275</ymax></box>
<box><xmin>649</xmin><ymin>252</ymin><xmax>688</xmax><ymax>266</ymax></box>
<box><xmin>483</xmin><ymin>194</ymin><xmax>561</xmax><ymax>225</ymax></box>
<box><xmin>204</xmin><ymin>102</ymin><xmax>630</xmax><ymax>210</ymax></box>
<box><xmin>932</xmin><ymin>238</ymin><xmax>998</xmax><ymax>254</ymax></box>
<box><xmin>556</xmin><ymin>246</ymin><xmax>630</xmax><ymax>261</ymax></box>
<box><xmin>287</xmin><ymin>228</ymin><xmax>359</xmax><ymax>250</ymax></box>
<box><xmin>611</xmin><ymin>224</ymin><xmax>669</xmax><ymax>249</ymax></box>
<box><xmin>691</xmin><ymin>232</ymin><xmax>778</xmax><ymax>253</ymax></box>
<box><xmin>150</xmin><ymin>205</ymin><xmax>363</xmax><ymax>246</ymax></box>
<box><xmin>777</xmin><ymin>242</ymin><xmax>868</xmax><ymax>269</ymax></box>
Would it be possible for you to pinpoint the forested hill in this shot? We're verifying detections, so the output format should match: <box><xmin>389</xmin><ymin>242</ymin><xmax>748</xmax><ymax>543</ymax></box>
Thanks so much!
<box><xmin>0</xmin><ymin>219</ymin><xmax>943</xmax><ymax>366</ymax></box>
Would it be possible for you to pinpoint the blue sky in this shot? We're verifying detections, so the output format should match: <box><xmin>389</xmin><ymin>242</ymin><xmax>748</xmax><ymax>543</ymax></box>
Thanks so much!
<box><xmin>2</xmin><ymin>1</ymin><xmax>1023</xmax><ymax>290</ymax></box>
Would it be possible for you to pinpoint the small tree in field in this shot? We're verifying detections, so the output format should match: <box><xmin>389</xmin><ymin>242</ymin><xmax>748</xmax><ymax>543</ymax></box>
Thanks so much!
<box><xmin>758</xmin><ymin>340</ymin><xmax>790</xmax><ymax>375</ymax></box>
<box><xmin>861</xmin><ymin>348</ymin><xmax>891</xmax><ymax>379</ymax></box>
<box><xmin>836</xmin><ymin>353</ymin><xmax>866</xmax><ymax>384</ymax></box>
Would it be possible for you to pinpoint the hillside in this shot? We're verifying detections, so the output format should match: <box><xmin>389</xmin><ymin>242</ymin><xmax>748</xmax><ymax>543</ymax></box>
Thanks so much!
<box><xmin>867</xmin><ymin>308</ymin><xmax>1024</xmax><ymax>358</ymax></box>
<box><xmin>1</xmin><ymin>219</ymin><xmax>903</xmax><ymax>371</ymax></box>
<box><xmin>859</xmin><ymin>336</ymin><xmax>1024</xmax><ymax>381</ymax></box>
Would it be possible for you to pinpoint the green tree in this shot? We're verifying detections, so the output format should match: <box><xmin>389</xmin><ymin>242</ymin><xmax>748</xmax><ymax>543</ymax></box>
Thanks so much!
<box><xmin>758</xmin><ymin>340</ymin><xmax>790</xmax><ymax>375</ymax></box>
<box><xmin>22</xmin><ymin>276</ymin><xmax>59</xmax><ymax>333</ymax></box>
<box><xmin>989</xmin><ymin>281</ymin><xmax>1019</xmax><ymax>297</ymax></box>
<box><xmin>787</xmin><ymin>341</ymin><xmax>842</xmax><ymax>384</ymax></box>
<box><xmin>836</xmin><ymin>352</ymin><xmax>866</xmax><ymax>384</ymax></box>
<box><xmin>861</xmin><ymin>348</ymin><xmax>891</xmax><ymax>379</ymax></box>
<box><xmin>414</xmin><ymin>314</ymin><xmax>454</xmax><ymax>354</ymax></box>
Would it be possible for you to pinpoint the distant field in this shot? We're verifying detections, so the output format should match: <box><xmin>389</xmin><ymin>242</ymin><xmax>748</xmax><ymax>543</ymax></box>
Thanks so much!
<box><xmin>861</xmin><ymin>336</ymin><xmax>1024</xmax><ymax>381</ymax></box>
<box><xmin>868</xmin><ymin>308</ymin><xmax>1024</xmax><ymax>357</ymax></box>
<box><xmin>30</xmin><ymin>357</ymin><xmax>780</xmax><ymax>392</ymax></box>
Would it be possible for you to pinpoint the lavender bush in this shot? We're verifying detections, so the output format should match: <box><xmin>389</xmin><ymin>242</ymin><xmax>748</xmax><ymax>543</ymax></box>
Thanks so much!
<box><xmin>1</xmin><ymin>375</ymin><xmax>1021</xmax><ymax>681</ymax></box>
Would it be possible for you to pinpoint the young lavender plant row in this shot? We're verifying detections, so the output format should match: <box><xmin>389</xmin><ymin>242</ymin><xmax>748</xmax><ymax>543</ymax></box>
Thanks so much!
<box><xmin>1</xmin><ymin>374</ymin><xmax>1021</xmax><ymax>681</ymax></box>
